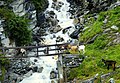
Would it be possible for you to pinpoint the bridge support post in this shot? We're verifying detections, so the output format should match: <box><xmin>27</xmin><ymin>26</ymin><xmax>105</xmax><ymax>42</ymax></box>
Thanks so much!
<box><xmin>36</xmin><ymin>47</ymin><xmax>38</xmax><ymax>57</ymax></box>
<box><xmin>57</xmin><ymin>55</ymin><xmax>64</xmax><ymax>83</ymax></box>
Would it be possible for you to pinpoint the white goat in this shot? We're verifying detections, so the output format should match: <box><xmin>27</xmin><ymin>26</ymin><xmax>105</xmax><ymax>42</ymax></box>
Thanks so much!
<box><xmin>20</xmin><ymin>48</ymin><xmax>26</xmax><ymax>56</ymax></box>
<box><xmin>78</xmin><ymin>45</ymin><xmax>85</xmax><ymax>54</ymax></box>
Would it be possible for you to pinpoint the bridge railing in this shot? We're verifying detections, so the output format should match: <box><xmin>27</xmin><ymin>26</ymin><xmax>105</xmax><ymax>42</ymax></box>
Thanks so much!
<box><xmin>0</xmin><ymin>43</ymin><xmax>69</xmax><ymax>58</ymax></box>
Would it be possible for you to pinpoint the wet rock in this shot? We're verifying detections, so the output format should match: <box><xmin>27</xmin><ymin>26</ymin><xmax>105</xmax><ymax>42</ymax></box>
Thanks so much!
<box><xmin>37</xmin><ymin>13</ymin><xmax>46</xmax><ymax>26</ymax></box>
<box><xmin>16</xmin><ymin>77</ymin><xmax>23</xmax><ymax>83</ymax></box>
<box><xmin>62</xmin><ymin>26</ymin><xmax>72</xmax><ymax>34</ymax></box>
<box><xmin>53</xmin><ymin>0</ymin><xmax>57</xmax><ymax>2</ymax></box>
<box><xmin>24</xmin><ymin>70</ymin><xmax>33</xmax><ymax>77</ymax></box>
<box><xmin>52</xmin><ymin>1</ymin><xmax>64</xmax><ymax>12</ymax></box>
<box><xmin>49</xmin><ymin>11</ymin><xmax>56</xmax><ymax>17</ymax></box>
<box><xmin>50</xmin><ymin>25</ymin><xmax>62</xmax><ymax>33</ymax></box>
<box><xmin>25</xmin><ymin>2</ymin><xmax>35</xmax><ymax>11</ymax></box>
<box><xmin>37</xmin><ymin>67</ymin><xmax>43</xmax><ymax>73</ymax></box>
<box><xmin>51</xmin><ymin>18</ymin><xmax>58</xmax><ymax>27</ymax></box>
<box><xmin>34</xmin><ymin>59</ymin><xmax>38</xmax><ymax>62</ymax></box>
<box><xmin>69</xmin><ymin>26</ymin><xmax>83</xmax><ymax>39</ymax></box>
<box><xmin>50</xmin><ymin>70</ymin><xmax>57</xmax><ymax>79</ymax></box>
<box><xmin>109</xmin><ymin>1</ymin><xmax>120</xmax><ymax>9</ymax></box>
<box><xmin>53</xmin><ymin>34</ymin><xmax>56</xmax><ymax>38</ymax></box>
<box><xmin>56</xmin><ymin>36</ymin><xmax>64</xmax><ymax>42</ymax></box>
<box><xmin>25</xmin><ymin>66</ymin><xmax>32</xmax><ymax>72</ymax></box>
<box><xmin>32</xmin><ymin>66</ymin><xmax>38</xmax><ymax>72</ymax></box>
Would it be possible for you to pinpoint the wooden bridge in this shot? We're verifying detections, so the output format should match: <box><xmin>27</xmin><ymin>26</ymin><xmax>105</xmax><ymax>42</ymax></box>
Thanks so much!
<box><xmin>0</xmin><ymin>43</ymin><xmax>69</xmax><ymax>58</ymax></box>
<box><xmin>0</xmin><ymin>43</ymin><xmax>78</xmax><ymax>83</ymax></box>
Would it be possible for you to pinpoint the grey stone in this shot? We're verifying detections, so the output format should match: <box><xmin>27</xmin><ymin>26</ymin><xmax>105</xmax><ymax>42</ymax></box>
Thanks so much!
<box><xmin>50</xmin><ymin>25</ymin><xmax>62</xmax><ymax>33</ymax></box>
<box><xmin>111</xmin><ymin>25</ymin><xmax>118</xmax><ymax>30</ymax></box>
<box><xmin>109</xmin><ymin>78</ymin><xmax>115</xmax><ymax>83</ymax></box>
<box><xmin>24</xmin><ymin>70</ymin><xmax>33</xmax><ymax>77</ymax></box>
<box><xmin>32</xmin><ymin>66</ymin><xmax>38</xmax><ymax>72</ymax></box>
<box><xmin>50</xmin><ymin>70</ymin><xmax>57</xmax><ymax>79</ymax></box>
<box><xmin>37</xmin><ymin>67</ymin><xmax>43</xmax><ymax>73</ymax></box>
<box><xmin>0</xmin><ymin>1</ymin><xmax>5</xmax><ymax>6</ymax></box>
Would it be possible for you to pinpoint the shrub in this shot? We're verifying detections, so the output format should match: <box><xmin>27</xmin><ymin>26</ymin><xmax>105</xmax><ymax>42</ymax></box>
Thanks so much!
<box><xmin>4</xmin><ymin>16</ymin><xmax>32</xmax><ymax>46</ymax></box>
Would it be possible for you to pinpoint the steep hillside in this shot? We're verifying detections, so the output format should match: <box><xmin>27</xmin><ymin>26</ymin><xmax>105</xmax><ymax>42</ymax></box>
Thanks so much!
<box><xmin>69</xmin><ymin>5</ymin><xmax>120</xmax><ymax>83</ymax></box>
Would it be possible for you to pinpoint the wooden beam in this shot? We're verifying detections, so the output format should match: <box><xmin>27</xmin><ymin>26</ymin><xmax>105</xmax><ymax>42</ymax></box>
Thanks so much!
<box><xmin>0</xmin><ymin>52</ymin><xmax>66</xmax><ymax>58</ymax></box>
<box><xmin>0</xmin><ymin>43</ymin><xmax>69</xmax><ymax>49</ymax></box>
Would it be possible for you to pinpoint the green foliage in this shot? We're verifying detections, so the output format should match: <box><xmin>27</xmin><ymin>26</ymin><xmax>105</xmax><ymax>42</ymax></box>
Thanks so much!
<box><xmin>4</xmin><ymin>16</ymin><xmax>32</xmax><ymax>46</ymax></box>
<box><xmin>90</xmin><ymin>34</ymin><xmax>109</xmax><ymax>49</ymax></box>
<box><xmin>68</xmin><ymin>44</ymin><xmax>120</xmax><ymax>81</ymax></box>
<box><xmin>30</xmin><ymin>0</ymin><xmax>48</xmax><ymax>12</ymax></box>
<box><xmin>68</xmin><ymin>68</ymin><xmax>79</xmax><ymax>80</ymax></box>
<box><xmin>80</xmin><ymin>6</ymin><xmax>120</xmax><ymax>42</ymax></box>
<box><xmin>0</xmin><ymin>7</ymin><xmax>32</xmax><ymax>46</ymax></box>
<box><xmin>3</xmin><ymin>0</ymin><xmax>14</xmax><ymax>4</ymax></box>
<box><xmin>0</xmin><ymin>7</ymin><xmax>14</xmax><ymax>19</ymax></box>
<box><xmin>0</xmin><ymin>66</ymin><xmax>6</xmax><ymax>81</ymax></box>
<box><xmin>0</xmin><ymin>54</ymin><xmax>10</xmax><ymax>81</ymax></box>
<box><xmin>70</xmin><ymin>6</ymin><xmax>120</xmax><ymax>81</ymax></box>
<box><xmin>80</xmin><ymin>19</ymin><xmax>103</xmax><ymax>42</ymax></box>
<box><xmin>105</xmin><ymin>7</ymin><xmax>120</xmax><ymax>31</ymax></box>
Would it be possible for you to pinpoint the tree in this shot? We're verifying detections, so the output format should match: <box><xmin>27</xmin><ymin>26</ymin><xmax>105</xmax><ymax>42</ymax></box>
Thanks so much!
<box><xmin>3</xmin><ymin>16</ymin><xmax>32</xmax><ymax>46</ymax></box>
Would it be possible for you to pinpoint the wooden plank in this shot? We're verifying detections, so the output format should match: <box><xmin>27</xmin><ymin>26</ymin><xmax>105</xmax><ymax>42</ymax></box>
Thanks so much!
<box><xmin>0</xmin><ymin>52</ymin><xmax>66</xmax><ymax>58</ymax></box>
<box><xmin>30</xmin><ymin>48</ymin><xmax>65</xmax><ymax>52</ymax></box>
<box><xmin>0</xmin><ymin>43</ymin><xmax>69</xmax><ymax>49</ymax></box>
<box><xmin>0</xmin><ymin>48</ymin><xmax>65</xmax><ymax>55</ymax></box>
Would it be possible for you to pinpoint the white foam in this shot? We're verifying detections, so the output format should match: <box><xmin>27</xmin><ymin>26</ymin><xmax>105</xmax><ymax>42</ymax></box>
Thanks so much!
<box><xmin>20</xmin><ymin>0</ymin><xmax>75</xmax><ymax>83</ymax></box>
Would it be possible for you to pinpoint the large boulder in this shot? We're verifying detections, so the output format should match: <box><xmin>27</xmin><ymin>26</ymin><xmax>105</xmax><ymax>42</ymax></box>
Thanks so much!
<box><xmin>69</xmin><ymin>26</ymin><xmax>83</xmax><ymax>39</ymax></box>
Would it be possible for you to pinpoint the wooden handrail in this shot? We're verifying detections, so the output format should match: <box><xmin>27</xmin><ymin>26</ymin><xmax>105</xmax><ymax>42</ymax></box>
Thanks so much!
<box><xmin>0</xmin><ymin>43</ymin><xmax>69</xmax><ymax>59</ymax></box>
<box><xmin>0</xmin><ymin>43</ymin><xmax>69</xmax><ymax>49</ymax></box>
<box><xmin>0</xmin><ymin>52</ymin><xmax>66</xmax><ymax>58</ymax></box>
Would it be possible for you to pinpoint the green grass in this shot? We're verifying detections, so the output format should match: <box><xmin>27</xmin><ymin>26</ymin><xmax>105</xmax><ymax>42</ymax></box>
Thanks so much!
<box><xmin>68</xmin><ymin>6</ymin><xmax>120</xmax><ymax>82</ymax></box>
<box><xmin>68</xmin><ymin>44</ymin><xmax>120</xmax><ymax>81</ymax></box>
<box><xmin>0</xmin><ymin>66</ymin><xmax>6</xmax><ymax>81</ymax></box>
<box><xmin>80</xmin><ymin>18</ymin><xmax>103</xmax><ymax>42</ymax></box>
<box><xmin>80</xmin><ymin>6</ymin><xmax>120</xmax><ymax>42</ymax></box>
<box><xmin>0</xmin><ymin>53</ymin><xmax>10</xmax><ymax>81</ymax></box>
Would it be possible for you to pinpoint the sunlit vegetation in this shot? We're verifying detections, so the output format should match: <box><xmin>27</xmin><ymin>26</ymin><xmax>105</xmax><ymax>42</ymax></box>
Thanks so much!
<box><xmin>0</xmin><ymin>7</ymin><xmax>32</xmax><ymax>46</ymax></box>
<box><xmin>80</xmin><ymin>6</ymin><xmax>120</xmax><ymax>43</ymax></box>
<box><xmin>0</xmin><ymin>54</ymin><xmax>10</xmax><ymax>81</ymax></box>
<box><xmin>30</xmin><ymin>0</ymin><xmax>48</xmax><ymax>12</ymax></box>
<box><xmin>69</xmin><ymin>6</ymin><xmax>120</xmax><ymax>82</ymax></box>
<box><xmin>4</xmin><ymin>16</ymin><xmax>32</xmax><ymax>46</ymax></box>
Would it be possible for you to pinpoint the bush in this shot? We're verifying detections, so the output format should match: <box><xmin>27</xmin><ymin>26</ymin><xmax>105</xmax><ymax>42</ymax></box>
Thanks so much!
<box><xmin>4</xmin><ymin>16</ymin><xmax>32</xmax><ymax>46</ymax></box>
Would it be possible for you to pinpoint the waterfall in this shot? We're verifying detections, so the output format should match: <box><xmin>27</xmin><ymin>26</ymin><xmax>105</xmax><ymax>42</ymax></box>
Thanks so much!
<box><xmin>20</xmin><ymin>0</ymin><xmax>75</xmax><ymax>83</ymax></box>
<box><xmin>42</xmin><ymin>0</ymin><xmax>75</xmax><ymax>44</ymax></box>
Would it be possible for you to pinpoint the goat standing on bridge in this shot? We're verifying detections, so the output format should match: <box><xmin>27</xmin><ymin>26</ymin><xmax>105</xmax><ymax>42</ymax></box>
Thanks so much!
<box><xmin>78</xmin><ymin>45</ymin><xmax>85</xmax><ymax>54</ymax></box>
<box><xmin>58</xmin><ymin>44</ymin><xmax>85</xmax><ymax>54</ymax></box>
<box><xmin>16</xmin><ymin>48</ymin><xmax>26</xmax><ymax>57</ymax></box>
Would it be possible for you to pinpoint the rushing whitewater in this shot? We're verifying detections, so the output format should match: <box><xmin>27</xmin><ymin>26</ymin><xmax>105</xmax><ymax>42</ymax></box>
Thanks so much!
<box><xmin>20</xmin><ymin>0</ymin><xmax>75</xmax><ymax>83</ymax></box>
